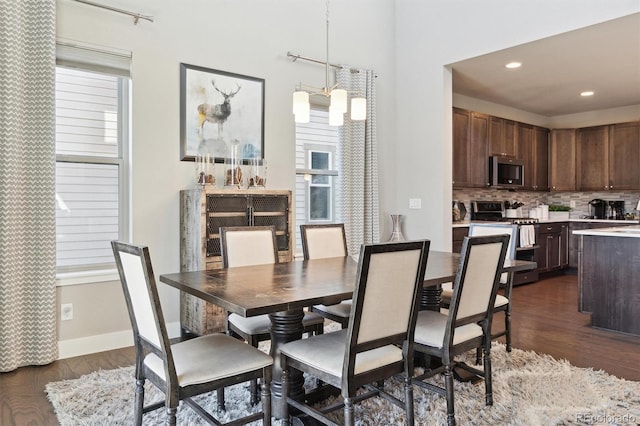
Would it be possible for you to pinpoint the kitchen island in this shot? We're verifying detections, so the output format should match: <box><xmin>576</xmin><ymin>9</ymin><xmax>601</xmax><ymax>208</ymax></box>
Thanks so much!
<box><xmin>573</xmin><ymin>225</ymin><xmax>640</xmax><ymax>336</ymax></box>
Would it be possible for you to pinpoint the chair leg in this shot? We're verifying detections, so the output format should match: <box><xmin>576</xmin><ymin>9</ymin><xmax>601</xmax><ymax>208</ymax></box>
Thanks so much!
<box><xmin>344</xmin><ymin>396</ymin><xmax>355</xmax><ymax>426</ymax></box>
<box><xmin>216</xmin><ymin>388</ymin><xmax>225</xmax><ymax>411</ymax></box>
<box><xmin>248</xmin><ymin>336</ymin><xmax>260</xmax><ymax>406</ymax></box>
<box><xmin>165</xmin><ymin>406</ymin><xmax>177</xmax><ymax>425</ymax></box>
<box><xmin>341</xmin><ymin>318</ymin><xmax>349</xmax><ymax>329</ymax></box>
<box><xmin>483</xmin><ymin>345</ymin><xmax>494</xmax><ymax>406</ymax></box>
<box><xmin>404</xmin><ymin>375</ymin><xmax>415</xmax><ymax>426</ymax></box>
<box><xmin>281</xmin><ymin>367</ymin><xmax>290</xmax><ymax>426</ymax></box>
<box><xmin>505</xmin><ymin>308</ymin><xmax>512</xmax><ymax>352</ymax></box>
<box><xmin>261</xmin><ymin>366</ymin><xmax>272</xmax><ymax>426</ymax></box>
<box><xmin>475</xmin><ymin>347</ymin><xmax>482</xmax><ymax>365</ymax></box>
<box><xmin>444</xmin><ymin>362</ymin><xmax>456</xmax><ymax>426</ymax></box>
<box><xmin>134</xmin><ymin>378</ymin><xmax>145</xmax><ymax>426</ymax></box>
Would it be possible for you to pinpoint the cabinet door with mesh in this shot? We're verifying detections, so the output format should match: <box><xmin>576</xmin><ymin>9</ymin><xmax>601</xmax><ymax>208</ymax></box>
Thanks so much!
<box><xmin>250</xmin><ymin>195</ymin><xmax>289</xmax><ymax>252</ymax></box>
<box><xmin>206</xmin><ymin>194</ymin><xmax>249</xmax><ymax>258</ymax></box>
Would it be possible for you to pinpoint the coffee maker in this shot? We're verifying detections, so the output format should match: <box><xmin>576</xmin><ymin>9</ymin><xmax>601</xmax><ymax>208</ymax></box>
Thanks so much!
<box><xmin>609</xmin><ymin>200</ymin><xmax>625</xmax><ymax>220</ymax></box>
<box><xmin>588</xmin><ymin>199</ymin><xmax>606</xmax><ymax>219</ymax></box>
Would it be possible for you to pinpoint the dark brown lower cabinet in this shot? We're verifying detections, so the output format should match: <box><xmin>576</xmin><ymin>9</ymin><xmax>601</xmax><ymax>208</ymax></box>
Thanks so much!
<box><xmin>536</xmin><ymin>222</ymin><xmax>568</xmax><ymax>273</ymax></box>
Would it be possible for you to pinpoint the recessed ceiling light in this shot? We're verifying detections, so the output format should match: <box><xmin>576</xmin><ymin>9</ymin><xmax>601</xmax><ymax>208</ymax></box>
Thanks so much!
<box><xmin>580</xmin><ymin>91</ymin><xmax>595</xmax><ymax>97</ymax></box>
<box><xmin>505</xmin><ymin>62</ymin><xmax>522</xmax><ymax>69</ymax></box>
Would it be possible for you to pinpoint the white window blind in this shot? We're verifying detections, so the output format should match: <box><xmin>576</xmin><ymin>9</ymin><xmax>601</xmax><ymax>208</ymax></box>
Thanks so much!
<box><xmin>55</xmin><ymin>45</ymin><xmax>130</xmax><ymax>272</ymax></box>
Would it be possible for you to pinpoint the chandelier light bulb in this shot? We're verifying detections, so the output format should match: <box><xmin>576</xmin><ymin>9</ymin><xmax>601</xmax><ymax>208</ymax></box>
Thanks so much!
<box><xmin>293</xmin><ymin>91</ymin><xmax>310</xmax><ymax>114</ymax></box>
<box><xmin>330</xmin><ymin>89</ymin><xmax>347</xmax><ymax>113</ymax></box>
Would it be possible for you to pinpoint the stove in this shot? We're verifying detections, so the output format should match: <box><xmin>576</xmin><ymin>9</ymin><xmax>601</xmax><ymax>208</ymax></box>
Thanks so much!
<box><xmin>470</xmin><ymin>201</ymin><xmax>539</xmax><ymax>224</ymax></box>
<box><xmin>506</xmin><ymin>217</ymin><xmax>539</xmax><ymax>225</ymax></box>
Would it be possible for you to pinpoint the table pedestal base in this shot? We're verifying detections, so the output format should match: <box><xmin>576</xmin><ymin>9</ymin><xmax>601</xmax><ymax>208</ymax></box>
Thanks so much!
<box><xmin>269</xmin><ymin>309</ymin><xmax>306</xmax><ymax>419</ymax></box>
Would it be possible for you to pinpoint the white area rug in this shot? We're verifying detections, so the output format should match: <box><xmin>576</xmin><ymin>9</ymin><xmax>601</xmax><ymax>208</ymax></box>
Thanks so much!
<box><xmin>45</xmin><ymin>343</ymin><xmax>640</xmax><ymax>425</ymax></box>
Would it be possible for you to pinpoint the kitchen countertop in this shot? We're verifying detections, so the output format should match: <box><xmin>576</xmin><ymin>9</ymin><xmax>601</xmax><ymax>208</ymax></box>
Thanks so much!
<box><xmin>452</xmin><ymin>218</ymin><xmax>640</xmax><ymax>228</ymax></box>
<box><xmin>572</xmin><ymin>225</ymin><xmax>640</xmax><ymax>238</ymax></box>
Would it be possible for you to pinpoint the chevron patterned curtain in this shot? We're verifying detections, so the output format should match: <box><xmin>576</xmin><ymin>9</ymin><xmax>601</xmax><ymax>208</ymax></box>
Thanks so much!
<box><xmin>335</xmin><ymin>67</ymin><xmax>380</xmax><ymax>255</ymax></box>
<box><xmin>0</xmin><ymin>0</ymin><xmax>57</xmax><ymax>371</ymax></box>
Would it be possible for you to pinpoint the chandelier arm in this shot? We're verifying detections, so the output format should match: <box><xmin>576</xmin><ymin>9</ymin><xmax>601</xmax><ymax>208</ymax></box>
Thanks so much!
<box><xmin>325</xmin><ymin>0</ymin><xmax>330</xmax><ymax>92</ymax></box>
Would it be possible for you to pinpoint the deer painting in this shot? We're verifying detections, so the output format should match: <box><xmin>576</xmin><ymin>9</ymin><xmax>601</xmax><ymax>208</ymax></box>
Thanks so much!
<box><xmin>197</xmin><ymin>79</ymin><xmax>241</xmax><ymax>138</ymax></box>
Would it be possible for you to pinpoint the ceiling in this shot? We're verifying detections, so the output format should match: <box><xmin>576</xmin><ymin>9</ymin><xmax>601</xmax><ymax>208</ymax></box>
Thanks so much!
<box><xmin>450</xmin><ymin>13</ymin><xmax>640</xmax><ymax>117</ymax></box>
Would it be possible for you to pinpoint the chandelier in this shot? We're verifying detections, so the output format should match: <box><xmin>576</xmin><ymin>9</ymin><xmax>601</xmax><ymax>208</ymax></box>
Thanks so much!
<box><xmin>290</xmin><ymin>0</ymin><xmax>366</xmax><ymax>126</ymax></box>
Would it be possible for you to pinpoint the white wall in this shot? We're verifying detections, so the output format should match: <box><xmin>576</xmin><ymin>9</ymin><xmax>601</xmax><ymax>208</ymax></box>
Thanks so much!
<box><xmin>395</xmin><ymin>0</ymin><xmax>640</xmax><ymax>252</ymax></box>
<box><xmin>55</xmin><ymin>0</ymin><xmax>396</xmax><ymax>356</ymax></box>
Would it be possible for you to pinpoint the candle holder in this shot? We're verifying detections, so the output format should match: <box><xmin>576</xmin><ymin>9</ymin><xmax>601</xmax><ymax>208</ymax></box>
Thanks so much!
<box><xmin>195</xmin><ymin>153</ymin><xmax>215</xmax><ymax>187</ymax></box>
<box><xmin>224</xmin><ymin>140</ymin><xmax>243</xmax><ymax>188</ymax></box>
<box><xmin>247</xmin><ymin>159</ymin><xmax>267</xmax><ymax>188</ymax></box>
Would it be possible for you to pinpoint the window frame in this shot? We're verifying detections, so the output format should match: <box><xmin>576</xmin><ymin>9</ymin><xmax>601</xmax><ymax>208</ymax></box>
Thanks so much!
<box><xmin>54</xmin><ymin>65</ymin><xmax>131</xmax><ymax>280</ymax></box>
<box><xmin>306</xmin><ymin>149</ymin><xmax>334</xmax><ymax>222</ymax></box>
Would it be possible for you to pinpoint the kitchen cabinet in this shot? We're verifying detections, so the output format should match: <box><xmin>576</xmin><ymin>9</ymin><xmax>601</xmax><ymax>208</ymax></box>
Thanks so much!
<box><xmin>576</xmin><ymin>125</ymin><xmax>609</xmax><ymax>191</ymax></box>
<box><xmin>489</xmin><ymin>116</ymin><xmax>517</xmax><ymax>157</ymax></box>
<box><xmin>519</xmin><ymin>124</ymin><xmax>549</xmax><ymax>191</ymax></box>
<box><xmin>608</xmin><ymin>121</ymin><xmax>640</xmax><ymax>190</ymax></box>
<box><xmin>179</xmin><ymin>188</ymin><xmax>292</xmax><ymax>335</ymax></box>
<box><xmin>576</xmin><ymin>123</ymin><xmax>640</xmax><ymax>191</ymax></box>
<box><xmin>536</xmin><ymin>222</ymin><xmax>568</xmax><ymax>273</ymax></box>
<box><xmin>452</xmin><ymin>108</ymin><xmax>489</xmax><ymax>188</ymax></box>
<box><xmin>549</xmin><ymin>129</ymin><xmax>576</xmax><ymax>191</ymax></box>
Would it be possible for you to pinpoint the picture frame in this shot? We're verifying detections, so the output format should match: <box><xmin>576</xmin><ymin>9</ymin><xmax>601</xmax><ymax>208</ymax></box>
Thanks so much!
<box><xmin>180</xmin><ymin>63</ymin><xmax>265</xmax><ymax>163</ymax></box>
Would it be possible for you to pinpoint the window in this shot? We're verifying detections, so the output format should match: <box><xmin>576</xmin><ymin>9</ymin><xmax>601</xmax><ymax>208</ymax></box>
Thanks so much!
<box><xmin>308</xmin><ymin>151</ymin><xmax>332</xmax><ymax>221</ymax></box>
<box><xmin>55</xmin><ymin>45</ymin><xmax>130</xmax><ymax>273</ymax></box>
<box><xmin>295</xmin><ymin>108</ymin><xmax>339</xmax><ymax>251</ymax></box>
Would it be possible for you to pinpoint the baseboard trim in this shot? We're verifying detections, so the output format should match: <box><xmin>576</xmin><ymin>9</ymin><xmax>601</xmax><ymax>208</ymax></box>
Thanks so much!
<box><xmin>57</xmin><ymin>322</ymin><xmax>181</xmax><ymax>360</ymax></box>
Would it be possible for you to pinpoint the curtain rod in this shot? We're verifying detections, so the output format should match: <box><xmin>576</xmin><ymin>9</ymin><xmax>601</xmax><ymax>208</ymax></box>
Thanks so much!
<box><xmin>73</xmin><ymin>0</ymin><xmax>154</xmax><ymax>24</ymax></box>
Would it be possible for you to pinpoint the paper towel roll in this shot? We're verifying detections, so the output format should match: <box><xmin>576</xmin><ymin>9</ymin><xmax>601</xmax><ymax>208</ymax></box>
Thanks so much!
<box><xmin>540</xmin><ymin>205</ymin><xmax>549</xmax><ymax>220</ymax></box>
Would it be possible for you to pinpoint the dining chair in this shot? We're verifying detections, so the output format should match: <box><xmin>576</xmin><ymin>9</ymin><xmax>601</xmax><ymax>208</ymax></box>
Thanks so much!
<box><xmin>279</xmin><ymin>239</ymin><xmax>430</xmax><ymax>426</ymax></box>
<box><xmin>220</xmin><ymin>225</ymin><xmax>325</xmax><ymax>404</ymax></box>
<box><xmin>412</xmin><ymin>234</ymin><xmax>509</xmax><ymax>426</ymax></box>
<box><xmin>111</xmin><ymin>241</ymin><xmax>273</xmax><ymax>426</ymax></box>
<box><xmin>443</xmin><ymin>223</ymin><xmax>518</xmax><ymax>360</ymax></box>
<box><xmin>301</xmin><ymin>223</ymin><xmax>352</xmax><ymax>329</ymax></box>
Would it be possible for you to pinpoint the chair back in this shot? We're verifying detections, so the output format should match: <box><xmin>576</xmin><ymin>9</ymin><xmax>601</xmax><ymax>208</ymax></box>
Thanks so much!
<box><xmin>467</xmin><ymin>223</ymin><xmax>517</xmax><ymax>260</ymax></box>
<box><xmin>345</xmin><ymin>240</ymin><xmax>430</xmax><ymax>379</ymax></box>
<box><xmin>300</xmin><ymin>223</ymin><xmax>348</xmax><ymax>260</ymax></box>
<box><xmin>111</xmin><ymin>241</ymin><xmax>175</xmax><ymax>373</ymax></box>
<box><xmin>446</xmin><ymin>235</ymin><xmax>509</xmax><ymax>340</ymax></box>
<box><xmin>220</xmin><ymin>226</ymin><xmax>278</xmax><ymax>268</ymax></box>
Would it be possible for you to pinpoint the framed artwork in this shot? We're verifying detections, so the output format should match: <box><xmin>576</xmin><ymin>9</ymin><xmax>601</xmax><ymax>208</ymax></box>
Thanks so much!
<box><xmin>180</xmin><ymin>63</ymin><xmax>265</xmax><ymax>162</ymax></box>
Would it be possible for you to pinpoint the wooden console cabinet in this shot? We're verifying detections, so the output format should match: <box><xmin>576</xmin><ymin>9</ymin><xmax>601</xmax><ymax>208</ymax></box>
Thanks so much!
<box><xmin>179</xmin><ymin>188</ymin><xmax>293</xmax><ymax>335</ymax></box>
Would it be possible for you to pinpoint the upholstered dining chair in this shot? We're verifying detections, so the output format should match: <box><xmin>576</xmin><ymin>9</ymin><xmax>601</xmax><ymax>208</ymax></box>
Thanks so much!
<box><xmin>279</xmin><ymin>240</ymin><xmax>430</xmax><ymax>426</ymax></box>
<box><xmin>443</xmin><ymin>223</ymin><xmax>518</xmax><ymax>358</ymax></box>
<box><xmin>301</xmin><ymin>223</ymin><xmax>352</xmax><ymax>328</ymax></box>
<box><xmin>412</xmin><ymin>234</ymin><xmax>509</xmax><ymax>426</ymax></box>
<box><xmin>111</xmin><ymin>241</ymin><xmax>273</xmax><ymax>425</ymax></box>
<box><xmin>220</xmin><ymin>225</ymin><xmax>325</xmax><ymax>404</ymax></box>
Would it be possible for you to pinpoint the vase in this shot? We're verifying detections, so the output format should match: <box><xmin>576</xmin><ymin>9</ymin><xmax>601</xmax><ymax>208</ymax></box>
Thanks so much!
<box><xmin>388</xmin><ymin>214</ymin><xmax>406</xmax><ymax>242</ymax></box>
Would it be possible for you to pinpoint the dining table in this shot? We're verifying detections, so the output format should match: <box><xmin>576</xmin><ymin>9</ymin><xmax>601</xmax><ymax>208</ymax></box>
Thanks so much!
<box><xmin>159</xmin><ymin>250</ymin><xmax>536</xmax><ymax>418</ymax></box>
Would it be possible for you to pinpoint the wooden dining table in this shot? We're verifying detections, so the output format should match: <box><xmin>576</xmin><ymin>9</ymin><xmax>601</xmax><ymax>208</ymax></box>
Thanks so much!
<box><xmin>159</xmin><ymin>250</ymin><xmax>536</xmax><ymax>418</ymax></box>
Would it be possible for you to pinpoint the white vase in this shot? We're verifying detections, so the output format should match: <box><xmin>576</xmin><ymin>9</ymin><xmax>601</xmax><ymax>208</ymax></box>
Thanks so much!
<box><xmin>388</xmin><ymin>214</ymin><xmax>406</xmax><ymax>242</ymax></box>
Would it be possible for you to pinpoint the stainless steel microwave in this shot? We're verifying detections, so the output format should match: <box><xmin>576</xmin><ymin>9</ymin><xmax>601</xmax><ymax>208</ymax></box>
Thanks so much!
<box><xmin>489</xmin><ymin>156</ymin><xmax>524</xmax><ymax>188</ymax></box>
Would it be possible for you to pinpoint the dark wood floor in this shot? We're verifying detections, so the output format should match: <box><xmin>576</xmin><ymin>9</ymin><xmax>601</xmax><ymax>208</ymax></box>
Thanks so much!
<box><xmin>1</xmin><ymin>273</ymin><xmax>639</xmax><ymax>425</ymax></box>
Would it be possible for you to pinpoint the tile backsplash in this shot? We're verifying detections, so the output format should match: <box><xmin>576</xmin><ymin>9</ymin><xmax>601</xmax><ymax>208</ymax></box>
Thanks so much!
<box><xmin>453</xmin><ymin>189</ymin><xmax>640</xmax><ymax>220</ymax></box>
